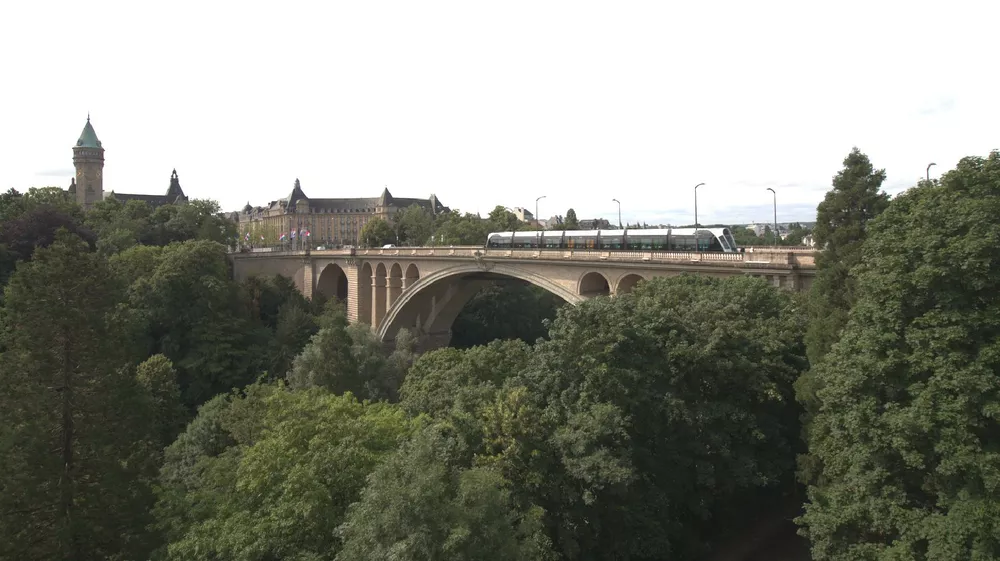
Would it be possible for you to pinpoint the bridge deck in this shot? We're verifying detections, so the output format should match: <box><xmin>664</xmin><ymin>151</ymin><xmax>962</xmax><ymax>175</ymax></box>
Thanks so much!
<box><xmin>236</xmin><ymin>246</ymin><xmax>816</xmax><ymax>269</ymax></box>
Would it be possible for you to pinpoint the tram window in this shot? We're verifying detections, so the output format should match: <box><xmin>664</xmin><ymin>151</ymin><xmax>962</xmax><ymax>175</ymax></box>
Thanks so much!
<box><xmin>600</xmin><ymin>235</ymin><xmax>623</xmax><ymax>249</ymax></box>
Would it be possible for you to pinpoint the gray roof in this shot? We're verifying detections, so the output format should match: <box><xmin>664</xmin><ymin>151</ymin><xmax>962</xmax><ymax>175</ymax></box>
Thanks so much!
<box><xmin>107</xmin><ymin>193</ymin><xmax>173</xmax><ymax>207</ymax></box>
<box><xmin>104</xmin><ymin>169</ymin><xmax>188</xmax><ymax>209</ymax></box>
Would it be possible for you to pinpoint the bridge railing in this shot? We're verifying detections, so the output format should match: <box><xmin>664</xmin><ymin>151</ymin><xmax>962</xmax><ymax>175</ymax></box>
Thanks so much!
<box><xmin>247</xmin><ymin>246</ymin><xmax>811</xmax><ymax>267</ymax></box>
<box><xmin>230</xmin><ymin>246</ymin><xmax>812</xmax><ymax>264</ymax></box>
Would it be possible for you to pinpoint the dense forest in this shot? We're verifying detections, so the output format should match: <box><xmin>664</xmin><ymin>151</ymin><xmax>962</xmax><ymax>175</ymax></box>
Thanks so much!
<box><xmin>1</xmin><ymin>149</ymin><xmax>998</xmax><ymax>561</ymax></box>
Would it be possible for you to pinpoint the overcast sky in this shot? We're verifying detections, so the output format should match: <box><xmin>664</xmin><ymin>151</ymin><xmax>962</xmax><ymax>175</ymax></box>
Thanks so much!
<box><xmin>2</xmin><ymin>0</ymin><xmax>997</xmax><ymax>226</ymax></box>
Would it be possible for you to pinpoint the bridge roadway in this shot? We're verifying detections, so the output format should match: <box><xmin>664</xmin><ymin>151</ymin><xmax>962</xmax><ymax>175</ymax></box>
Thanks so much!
<box><xmin>230</xmin><ymin>246</ymin><xmax>817</xmax><ymax>350</ymax></box>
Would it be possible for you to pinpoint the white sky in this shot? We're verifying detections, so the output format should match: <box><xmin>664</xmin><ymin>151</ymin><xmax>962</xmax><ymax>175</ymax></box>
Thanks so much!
<box><xmin>2</xmin><ymin>0</ymin><xmax>997</xmax><ymax>226</ymax></box>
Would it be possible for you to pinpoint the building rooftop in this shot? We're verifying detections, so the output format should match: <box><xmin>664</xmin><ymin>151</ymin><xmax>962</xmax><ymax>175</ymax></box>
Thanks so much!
<box><xmin>76</xmin><ymin>115</ymin><xmax>102</xmax><ymax>149</ymax></box>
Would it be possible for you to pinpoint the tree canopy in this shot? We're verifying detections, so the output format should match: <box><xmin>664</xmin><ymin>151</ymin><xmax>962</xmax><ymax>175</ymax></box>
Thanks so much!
<box><xmin>804</xmin><ymin>148</ymin><xmax>889</xmax><ymax>365</ymax></box>
<box><xmin>799</xmin><ymin>151</ymin><xmax>1000</xmax><ymax>560</ymax></box>
<box><xmin>360</xmin><ymin>217</ymin><xmax>395</xmax><ymax>247</ymax></box>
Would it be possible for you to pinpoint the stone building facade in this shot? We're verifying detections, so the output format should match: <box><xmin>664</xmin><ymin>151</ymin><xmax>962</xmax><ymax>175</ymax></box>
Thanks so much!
<box><xmin>66</xmin><ymin>116</ymin><xmax>188</xmax><ymax>209</ymax></box>
<box><xmin>233</xmin><ymin>181</ymin><xmax>448</xmax><ymax>247</ymax></box>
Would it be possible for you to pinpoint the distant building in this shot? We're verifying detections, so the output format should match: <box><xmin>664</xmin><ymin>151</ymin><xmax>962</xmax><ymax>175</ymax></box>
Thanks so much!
<box><xmin>233</xmin><ymin>183</ymin><xmax>448</xmax><ymax>247</ymax></box>
<box><xmin>66</xmin><ymin>116</ymin><xmax>188</xmax><ymax>210</ymax></box>
<box><xmin>511</xmin><ymin>207</ymin><xmax>534</xmax><ymax>222</ymax></box>
<box><xmin>579</xmin><ymin>218</ymin><xmax>612</xmax><ymax>230</ymax></box>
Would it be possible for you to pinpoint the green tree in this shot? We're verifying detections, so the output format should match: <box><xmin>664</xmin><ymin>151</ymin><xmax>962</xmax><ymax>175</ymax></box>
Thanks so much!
<box><xmin>804</xmin><ymin>147</ymin><xmax>889</xmax><ymax>366</ymax></box>
<box><xmin>504</xmin><ymin>275</ymin><xmax>807</xmax><ymax>559</ymax></box>
<box><xmin>799</xmin><ymin>152</ymin><xmax>1000</xmax><ymax>561</ymax></box>
<box><xmin>0</xmin><ymin>231</ymin><xmax>157</xmax><ymax>561</ymax></box>
<box><xmin>85</xmin><ymin>197</ymin><xmax>154</xmax><ymax>255</ymax></box>
<box><xmin>0</xmin><ymin>206</ymin><xmax>97</xmax><ymax>289</ymax></box>
<box><xmin>287</xmin><ymin>302</ymin><xmax>413</xmax><ymax>401</ymax></box>
<box><xmin>431</xmin><ymin>211</ymin><xmax>493</xmax><ymax>245</ymax></box>
<box><xmin>153</xmin><ymin>384</ymin><xmax>413</xmax><ymax>561</ymax></box>
<box><xmin>360</xmin><ymin>217</ymin><xmax>395</xmax><ymax>247</ymax></box>
<box><xmin>143</xmin><ymin>199</ymin><xmax>236</xmax><ymax>246</ymax></box>
<box><xmin>563</xmin><ymin>208</ymin><xmax>579</xmax><ymax>230</ymax></box>
<box><xmin>267</xmin><ymin>303</ymin><xmax>319</xmax><ymax>378</ymax></box>
<box><xmin>136</xmin><ymin>354</ymin><xmax>187</xmax><ymax>451</ymax></box>
<box><xmin>0</xmin><ymin>188</ymin><xmax>26</xmax><ymax>223</ymax></box>
<box><xmin>400</xmin><ymin>339</ymin><xmax>534</xmax><ymax>422</ymax></box>
<box><xmin>451</xmin><ymin>283</ymin><xmax>564</xmax><ymax>348</ymax></box>
<box><xmin>395</xmin><ymin>204</ymin><xmax>436</xmax><ymax>246</ymax></box>
<box><xmin>287</xmin><ymin>302</ymin><xmax>359</xmax><ymax>392</ymax></box>
<box><xmin>781</xmin><ymin>223</ymin><xmax>812</xmax><ymax>246</ymax></box>
<box><xmin>23</xmin><ymin>186</ymin><xmax>83</xmax><ymax>217</ymax></box>
<box><xmin>729</xmin><ymin>225</ymin><xmax>766</xmax><ymax>247</ymax></box>
<box><xmin>337</xmin><ymin>425</ymin><xmax>555</xmax><ymax>561</ymax></box>
<box><xmin>114</xmin><ymin>240</ymin><xmax>261</xmax><ymax>408</ymax></box>
<box><xmin>488</xmin><ymin>205</ymin><xmax>522</xmax><ymax>232</ymax></box>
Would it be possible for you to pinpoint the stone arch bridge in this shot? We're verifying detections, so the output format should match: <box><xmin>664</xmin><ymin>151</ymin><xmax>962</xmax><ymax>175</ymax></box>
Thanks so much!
<box><xmin>230</xmin><ymin>247</ymin><xmax>816</xmax><ymax>349</ymax></box>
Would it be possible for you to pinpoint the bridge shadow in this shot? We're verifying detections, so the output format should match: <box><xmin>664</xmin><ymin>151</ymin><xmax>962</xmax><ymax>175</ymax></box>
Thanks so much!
<box><xmin>378</xmin><ymin>266</ymin><xmax>579</xmax><ymax>352</ymax></box>
<box><xmin>450</xmin><ymin>277</ymin><xmax>567</xmax><ymax>349</ymax></box>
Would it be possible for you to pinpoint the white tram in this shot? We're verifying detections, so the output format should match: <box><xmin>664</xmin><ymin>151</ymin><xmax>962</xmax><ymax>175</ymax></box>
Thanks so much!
<box><xmin>486</xmin><ymin>228</ymin><xmax>740</xmax><ymax>253</ymax></box>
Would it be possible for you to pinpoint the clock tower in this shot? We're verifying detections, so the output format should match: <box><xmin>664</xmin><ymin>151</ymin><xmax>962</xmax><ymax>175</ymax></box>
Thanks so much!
<box><xmin>72</xmin><ymin>115</ymin><xmax>105</xmax><ymax>209</ymax></box>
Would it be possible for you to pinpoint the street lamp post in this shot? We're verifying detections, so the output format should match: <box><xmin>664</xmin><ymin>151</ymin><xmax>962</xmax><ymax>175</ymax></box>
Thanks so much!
<box><xmin>694</xmin><ymin>183</ymin><xmax>705</xmax><ymax>228</ymax></box>
<box><xmin>535</xmin><ymin>195</ymin><xmax>546</xmax><ymax>229</ymax></box>
<box><xmin>612</xmin><ymin>198</ymin><xmax>622</xmax><ymax>229</ymax></box>
<box><xmin>766</xmin><ymin>188</ymin><xmax>778</xmax><ymax>246</ymax></box>
<box><xmin>926</xmin><ymin>162</ymin><xmax>937</xmax><ymax>181</ymax></box>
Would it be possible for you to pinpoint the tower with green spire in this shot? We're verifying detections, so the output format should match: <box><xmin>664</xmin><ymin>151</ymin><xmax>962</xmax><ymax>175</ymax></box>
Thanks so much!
<box><xmin>72</xmin><ymin>115</ymin><xmax>105</xmax><ymax>209</ymax></box>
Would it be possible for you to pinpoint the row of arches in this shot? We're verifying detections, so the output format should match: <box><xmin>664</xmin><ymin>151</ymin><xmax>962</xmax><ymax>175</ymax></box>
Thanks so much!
<box><xmin>579</xmin><ymin>271</ymin><xmax>646</xmax><ymax>297</ymax></box>
<box><xmin>314</xmin><ymin>261</ymin><xmax>423</xmax><ymax>326</ymax></box>
<box><xmin>358</xmin><ymin>262</ymin><xmax>420</xmax><ymax>326</ymax></box>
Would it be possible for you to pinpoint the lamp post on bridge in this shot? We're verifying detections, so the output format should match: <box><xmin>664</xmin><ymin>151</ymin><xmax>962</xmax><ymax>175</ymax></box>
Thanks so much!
<box><xmin>926</xmin><ymin>162</ymin><xmax>937</xmax><ymax>181</ymax></box>
<box><xmin>612</xmin><ymin>198</ymin><xmax>622</xmax><ymax>229</ymax></box>
<box><xmin>766</xmin><ymin>188</ymin><xmax>778</xmax><ymax>247</ymax></box>
<box><xmin>694</xmin><ymin>183</ymin><xmax>705</xmax><ymax>229</ymax></box>
<box><xmin>535</xmin><ymin>195</ymin><xmax>546</xmax><ymax>230</ymax></box>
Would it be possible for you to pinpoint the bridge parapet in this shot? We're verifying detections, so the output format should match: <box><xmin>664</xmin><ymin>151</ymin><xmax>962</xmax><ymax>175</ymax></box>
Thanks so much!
<box><xmin>321</xmin><ymin>246</ymin><xmax>813</xmax><ymax>266</ymax></box>
<box><xmin>231</xmin><ymin>246</ymin><xmax>815</xmax><ymax>272</ymax></box>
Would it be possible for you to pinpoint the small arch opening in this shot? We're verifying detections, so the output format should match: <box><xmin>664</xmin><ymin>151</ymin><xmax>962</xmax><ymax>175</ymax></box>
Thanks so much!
<box><xmin>315</xmin><ymin>263</ymin><xmax>349</xmax><ymax>303</ymax></box>
<box><xmin>616</xmin><ymin>273</ymin><xmax>645</xmax><ymax>296</ymax></box>
<box><xmin>404</xmin><ymin>263</ymin><xmax>419</xmax><ymax>288</ymax></box>
<box><xmin>579</xmin><ymin>272</ymin><xmax>611</xmax><ymax>297</ymax></box>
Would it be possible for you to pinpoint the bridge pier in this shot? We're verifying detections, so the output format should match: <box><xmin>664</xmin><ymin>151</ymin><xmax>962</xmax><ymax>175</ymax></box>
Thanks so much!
<box><xmin>371</xmin><ymin>276</ymin><xmax>387</xmax><ymax>326</ymax></box>
<box><xmin>387</xmin><ymin>277</ymin><xmax>402</xmax><ymax>309</ymax></box>
<box><xmin>417</xmin><ymin>330</ymin><xmax>453</xmax><ymax>352</ymax></box>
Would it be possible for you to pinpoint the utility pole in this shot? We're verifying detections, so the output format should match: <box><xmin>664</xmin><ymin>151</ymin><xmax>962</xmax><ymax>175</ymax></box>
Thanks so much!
<box><xmin>766</xmin><ymin>188</ymin><xmax>778</xmax><ymax>246</ymax></box>
<box><xmin>535</xmin><ymin>195</ymin><xmax>546</xmax><ymax>229</ymax></box>
<box><xmin>694</xmin><ymin>183</ymin><xmax>705</xmax><ymax>228</ymax></box>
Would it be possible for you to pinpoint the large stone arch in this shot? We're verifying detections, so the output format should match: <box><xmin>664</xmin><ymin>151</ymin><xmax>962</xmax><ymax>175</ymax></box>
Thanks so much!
<box><xmin>615</xmin><ymin>273</ymin><xmax>645</xmax><ymax>296</ymax></box>
<box><xmin>315</xmin><ymin>263</ymin><xmax>349</xmax><ymax>302</ymax></box>
<box><xmin>578</xmin><ymin>271</ymin><xmax>611</xmax><ymax>297</ymax></box>
<box><xmin>377</xmin><ymin>262</ymin><xmax>584</xmax><ymax>346</ymax></box>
